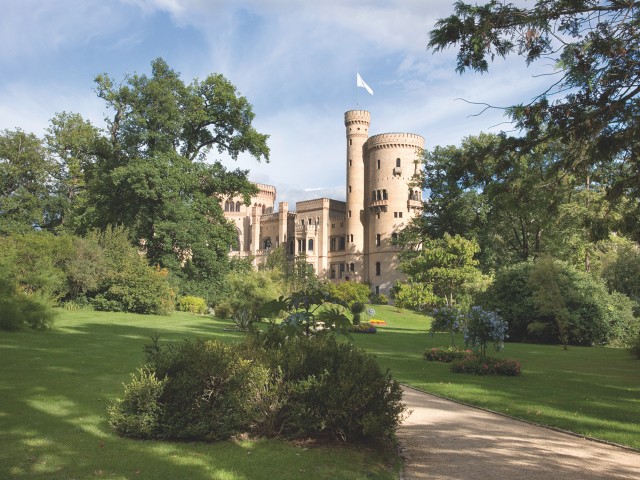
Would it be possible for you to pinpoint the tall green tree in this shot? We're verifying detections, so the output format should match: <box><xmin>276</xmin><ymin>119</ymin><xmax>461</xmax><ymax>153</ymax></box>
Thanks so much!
<box><xmin>85</xmin><ymin>58</ymin><xmax>269</xmax><ymax>300</ymax></box>
<box><xmin>399</xmin><ymin>232</ymin><xmax>482</xmax><ymax>307</ymax></box>
<box><xmin>416</xmin><ymin>133</ymin><xmax>625</xmax><ymax>272</ymax></box>
<box><xmin>0</xmin><ymin>129</ymin><xmax>56</xmax><ymax>234</ymax></box>
<box><xmin>428</xmin><ymin>1</ymin><xmax>640</xmax><ymax>226</ymax></box>
<box><xmin>45</xmin><ymin>112</ymin><xmax>103</xmax><ymax>232</ymax></box>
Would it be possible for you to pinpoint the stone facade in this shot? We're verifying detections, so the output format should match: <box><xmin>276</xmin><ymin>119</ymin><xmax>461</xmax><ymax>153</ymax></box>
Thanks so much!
<box><xmin>224</xmin><ymin>110</ymin><xmax>424</xmax><ymax>296</ymax></box>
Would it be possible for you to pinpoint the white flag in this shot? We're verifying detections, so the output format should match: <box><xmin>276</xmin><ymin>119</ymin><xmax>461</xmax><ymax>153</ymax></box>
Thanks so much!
<box><xmin>356</xmin><ymin>73</ymin><xmax>374</xmax><ymax>95</ymax></box>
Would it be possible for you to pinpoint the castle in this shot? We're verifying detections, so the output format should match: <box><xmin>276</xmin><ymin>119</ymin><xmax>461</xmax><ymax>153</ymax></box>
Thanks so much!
<box><xmin>223</xmin><ymin>110</ymin><xmax>424</xmax><ymax>296</ymax></box>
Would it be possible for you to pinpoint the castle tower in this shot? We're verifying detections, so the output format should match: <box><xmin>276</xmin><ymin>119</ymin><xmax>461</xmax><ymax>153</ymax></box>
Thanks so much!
<box><xmin>365</xmin><ymin>132</ymin><xmax>424</xmax><ymax>294</ymax></box>
<box><xmin>344</xmin><ymin>110</ymin><xmax>371</xmax><ymax>281</ymax></box>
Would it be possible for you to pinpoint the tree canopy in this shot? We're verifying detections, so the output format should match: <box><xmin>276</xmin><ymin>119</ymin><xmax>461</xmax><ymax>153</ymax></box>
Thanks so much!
<box><xmin>429</xmin><ymin>1</ymin><xmax>640</xmax><ymax>206</ymax></box>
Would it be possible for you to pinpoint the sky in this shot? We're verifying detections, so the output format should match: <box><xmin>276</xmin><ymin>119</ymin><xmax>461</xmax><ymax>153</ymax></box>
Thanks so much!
<box><xmin>1</xmin><ymin>0</ymin><xmax>554</xmax><ymax>206</ymax></box>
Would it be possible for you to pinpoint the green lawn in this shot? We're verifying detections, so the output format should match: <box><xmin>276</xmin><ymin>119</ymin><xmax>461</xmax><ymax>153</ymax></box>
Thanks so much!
<box><xmin>2</xmin><ymin>307</ymin><xmax>638</xmax><ymax>480</ymax></box>
<box><xmin>0</xmin><ymin>310</ymin><xmax>399</xmax><ymax>480</ymax></box>
<box><xmin>355</xmin><ymin>305</ymin><xmax>640</xmax><ymax>449</ymax></box>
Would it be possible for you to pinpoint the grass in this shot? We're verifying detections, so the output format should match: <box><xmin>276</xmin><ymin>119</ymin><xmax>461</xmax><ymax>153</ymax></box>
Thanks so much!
<box><xmin>356</xmin><ymin>305</ymin><xmax>640</xmax><ymax>450</ymax></box>
<box><xmin>0</xmin><ymin>310</ymin><xmax>399</xmax><ymax>480</ymax></box>
<box><xmin>3</xmin><ymin>305</ymin><xmax>639</xmax><ymax>479</ymax></box>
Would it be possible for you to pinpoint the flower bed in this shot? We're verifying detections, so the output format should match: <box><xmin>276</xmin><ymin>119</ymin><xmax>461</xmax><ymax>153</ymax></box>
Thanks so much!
<box><xmin>424</xmin><ymin>346</ymin><xmax>473</xmax><ymax>363</ymax></box>
<box><xmin>349</xmin><ymin>322</ymin><xmax>377</xmax><ymax>334</ymax></box>
<box><xmin>450</xmin><ymin>356</ymin><xmax>521</xmax><ymax>376</ymax></box>
<box><xmin>369</xmin><ymin>319</ymin><xmax>387</xmax><ymax>326</ymax></box>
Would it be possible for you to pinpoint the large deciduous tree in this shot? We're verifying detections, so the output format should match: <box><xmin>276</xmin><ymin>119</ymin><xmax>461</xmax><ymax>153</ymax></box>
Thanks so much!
<box><xmin>428</xmin><ymin>1</ymin><xmax>640</xmax><ymax>219</ymax></box>
<box><xmin>0</xmin><ymin>129</ymin><xmax>57</xmax><ymax>234</ymax></box>
<box><xmin>85</xmin><ymin>58</ymin><xmax>269</xmax><ymax>301</ymax></box>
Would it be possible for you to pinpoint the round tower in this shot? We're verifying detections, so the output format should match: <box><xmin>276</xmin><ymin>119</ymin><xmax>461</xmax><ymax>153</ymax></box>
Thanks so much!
<box><xmin>365</xmin><ymin>132</ymin><xmax>424</xmax><ymax>295</ymax></box>
<box><xmin>344</xmin><ymin>110</ymin><xmax>371</xmax><ymax>281</ymax></box>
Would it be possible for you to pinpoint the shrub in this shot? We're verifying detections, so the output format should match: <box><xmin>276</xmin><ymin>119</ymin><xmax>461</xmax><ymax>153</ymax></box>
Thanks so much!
<box><xmin>0</xmin><ymin>277</ymin><xmax>58</xmax><ymax>331</ymax></box>
<box><xmin>327</xmin><ymin>281</ymin><xmax>371</xmax><ymax>306</ymax></box>
<box><xmin>214</xmin><ymin>301</ymin><xmax>233</xmax><ymax>319</ymax></box>
<box><xmin>450</xmin><ymin>356</ymin><xmax>521</xmax><ymax>376</ymax></box>
<box><xmin>424</xmin><ymin>346</ymin><xmax>473</xmax><ymax>363</ymax></box>
<box><xmin>482</xmin><ymin>258</ymin><xmax>637</xmax><ymax>346</ymax></box>
<box><xmin>110</xmin><ymin>329</ymin><xmax>405</xmax><ymax>446</ymax></box>
<box><xmin>107</xmin><ymin>368</ymin><xmax>166</xmax><ymax>438</ymax></box>
<box><xmin>177</xmin><ymin>295</ymin><xmax>208</xmax><ymax>314</ymax></box>
<box><xmin>629</xmin><ymin>331</ymin><xmax>640</xmax><ymax>360</ymax></box>
<box><xmin>254</xmin><ymin>332</ymin><xmax>404</xmax><ymax>443</ymax></box>
<box><xmin>154</xmin><ymin>339</ymin><xmax>262</xmax><ymax>441</ymax></box>
<box><xmin>370</xmin><ymin>293</ymin><xmax>389</xmax><ymax>305</ymax></box>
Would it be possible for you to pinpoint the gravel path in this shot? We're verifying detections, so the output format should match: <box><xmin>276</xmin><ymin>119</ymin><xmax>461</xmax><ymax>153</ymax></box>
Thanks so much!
<box><xmin>397</xmin><ymin>386</ymin><xmax>640</xmax><ymax>480</ymax></box>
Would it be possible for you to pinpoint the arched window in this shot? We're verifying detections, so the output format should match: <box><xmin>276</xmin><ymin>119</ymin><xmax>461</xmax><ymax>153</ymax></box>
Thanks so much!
<box><xmin>382</xmin><ymin>189</ymin><xmax>388</xmax><ymax>200</ymax></box>
<box><xmin>391</xmin><ymin>232</ymin><xmax>398</xmax><ymax>243</ymax></box>
<box><xmin>377</xmin><ymin>159</ymin><xmax>381</xmax><ymax>169</ymax></box>
<box><xmin>236</xmin><ymin>201</ymin><xmax>241</xmax><ymax>212</ymax></box>
<box><xmin>308</xmin><ymin>239</ymin><xmax>314</xmax><ymax>251</ymax></box>
<box><xmin>224</xmin><ymin>201</ymin><xmax>229</xmax><ymax>212</ymax></box>
<box><xmin>376</xmin><ymin>234</ymin><xmax>381</xmax><ymax>246</ymax></box>
<box><xmin>375</xmin><ymin>262</ymin><xmax>381</xmax><ymax>276</ymax></box>
<box><xmin>229</xmin><ymin>202</ymin><xmax>235</xmax><ymax>212</ymax></box>
<box><xmin>396</xmin><ymin>158</ymin><xmax>401</xmax><ymax>167</ymax></box>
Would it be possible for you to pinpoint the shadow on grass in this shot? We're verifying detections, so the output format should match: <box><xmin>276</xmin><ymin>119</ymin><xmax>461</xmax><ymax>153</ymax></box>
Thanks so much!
<box><xmin>0</xmin><ymin>319</ymin><xmax>393</xmax><ymax>480</ymax></box>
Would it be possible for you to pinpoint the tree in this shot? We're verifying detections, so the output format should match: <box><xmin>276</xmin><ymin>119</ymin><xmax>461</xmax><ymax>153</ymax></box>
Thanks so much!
<box><xmin>0</xmin><ymin>129</ymin><xmax>57</xmax><ymax>234</ymax></box>
<box><xmin>416</xmin><ymin>133</ymin><xmax>625</xmax><ymax>272</ymax></box>
<box><xmin>429</xmin><ymin>1</ymin><xmax>640</xmax><ymax>214</ymax></box>
<box><xmin>45</xmin><ymin>112</ymin><xmax>103</xmax><ymax>233</ymax></box>
<box><xmin>399</xmin><ymin>232</ymin><xmax>482</xmax><ymax>307</ymax></box>
<box><xmin>85</xmin><ymin>58</ymin><xmax>270</xmax><ymax>301</ymax></box>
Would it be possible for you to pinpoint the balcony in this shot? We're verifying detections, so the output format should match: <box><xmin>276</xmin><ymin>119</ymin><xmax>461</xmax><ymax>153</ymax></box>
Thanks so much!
<box><xmin>296</xmin><ymin>224</ymin><xmax>319</xmax><ymax>233</ymax></box>
<box><xmin>369</xmin><ymin>199</ymin><xmax>389</xmax><ymax>209</ymax></box>
<box><xmin>407</xmin><ymin>199</ymin><xmax>422</xmax><ymax>209</ymax></box>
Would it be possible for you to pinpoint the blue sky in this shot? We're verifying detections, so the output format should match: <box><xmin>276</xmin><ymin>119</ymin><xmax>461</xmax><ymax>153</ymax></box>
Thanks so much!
<box><xmin>1</xmin><ymin>0</ymin><xmax>551</xmax><ymax>206</ymax></box>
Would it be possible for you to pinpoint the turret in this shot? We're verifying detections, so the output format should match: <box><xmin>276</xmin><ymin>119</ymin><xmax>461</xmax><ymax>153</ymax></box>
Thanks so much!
<box><xmin>344</xmin><ymin>110</ymin><xmax>371</xmax><ymax>281</ymax></box>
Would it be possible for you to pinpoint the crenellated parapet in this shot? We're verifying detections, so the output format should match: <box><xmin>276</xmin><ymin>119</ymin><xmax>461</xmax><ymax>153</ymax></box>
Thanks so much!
<box><xmin>365</xmin><ymin>133</ymin><xmax>424</xmax><ymax>152</ymax></box>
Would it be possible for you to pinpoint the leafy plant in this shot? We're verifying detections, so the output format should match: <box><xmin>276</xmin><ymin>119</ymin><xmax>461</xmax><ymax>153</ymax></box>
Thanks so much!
<box><xmin>450</xmin><ymin>356</ymin><xmax>521</xmax><ymax>376</ymax></box>
<box><xmin>424</xmin><ymin>346</ymin><xmax>472</xmax><ymax>363</ymax></box>
<box><xmin>177</xmin><ymin>295</ymin><xmax>208</xmax><ymax>314</ymax></box>
<box><xmin>430</xmin><ymin>305</ymin><xmax>465</xmax><ymax>346</ymax></box>
<box><xmin>463</xmin><ymin>306</ymin><xmax>508</xmax><ymax>358</ymax></box>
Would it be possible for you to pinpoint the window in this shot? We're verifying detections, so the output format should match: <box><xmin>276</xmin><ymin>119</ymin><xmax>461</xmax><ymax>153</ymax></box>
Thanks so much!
<box><xmin>350</xmin><ymin>263</ymin><xmax>355</xmax><ymax>272</ymax></box>
<box><xmin>376</xmin><ymin>212</ymin><xmax>380</xmax><ymax>219</ymax></box>
<box><xmin>224</xmin><ymin>202</ymin><xmax>229</xmax><ymax>212</ymax></box>
<box><xmin>376</xmin><ymin>234</ymin><xmax>381</xmax><ymax>246</ymax></box>
<box><xmin>349</xmin><ymin>139</ymin><xmax>352</xmax><ymax>146</ymax></box>
<box><xmin>263</xmin><ymin>237</ymin><xmax>272</xmax><ymax>250</ymax></box>
<box><xmin>375</xmin><ymin>262</ymin><xmax>381</xmax><ymax>276</ymax></box>
<box><xmin>349</xmin><ymin>158</ymin><xmax>352</xmax><ymax>165</ymax></box>
<box><xmin>308</xmin><ymin>239</ymin><xmax>314</xmax><ymax>251</ymax></box>
<box><xmin>349</xmin><ymin>185</ymin><xmax>352</xmax><ymax>193</ymax></box>
<box><xmin>236</xmin><ymin>201</ymin><xmax>241</xmax><ymax>211</ymax></box>
<box><xmin>382</xmin><ymin>189</ymin><xmax>388</xmax><ymax>200</ymax></box>
<box><xmin>394</xmin><ymin>212</ymin><xmax>398</xmax><ymax>218</ymax></box>
<box><xmin>391</xmin><ymin>233</ymin><xmax>398</xmax><ymax>243</ymax></box>
<box><xmin>350</xmin><ymin>234</ymin><xmax>353</xmax><ymax>242</ymax></box>
<box><xmin>371</xmin><ymin>191</ymin><xmax>376</xmax><ymax>201</ymax></box>
<box><xmin>339</xmin><ymin>236</ymin><xmax>346</xmax><ymax>250</ymax></box>
<box><xmin>330</xmin><ymin>237</ymin><xmax>337</xmax><ymax>251</ymax></box>
<box><xmin>399</xmin><ymin>212</ymin><xmax>402</xmax><ymax>218</ymax></box>
<box><xmin>375</xmin><ymin>285</ymin><xmax>380</xmax><ymax>294</ymax></box>
<box><xmin>377</xmin><ymin>159</ymin><xmax>381</xmax><ymax>169</ymax></box>
<box><xmin>396</xmin><ymin>158</ymin><xmax>401</xmax><ymax>167</ymax></box>
<box><xmin>339</xmin><ymin>263</ymin><xmax>345</xmax><ymax>278</ymax></box>
<box><xmin>348</xmin><ymin>210</ymin><xmax>351</xmax><ymax>218</ymax></box>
